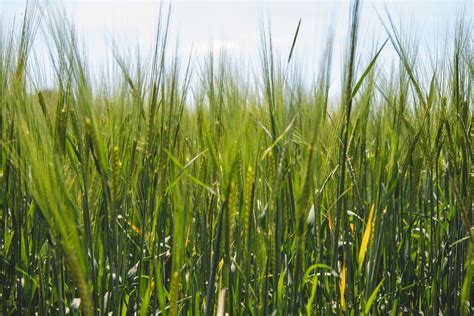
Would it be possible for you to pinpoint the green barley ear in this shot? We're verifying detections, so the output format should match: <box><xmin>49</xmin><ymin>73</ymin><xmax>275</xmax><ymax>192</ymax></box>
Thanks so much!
<box><xmin>267</xmin><ymin>149</ymin><xmax>275</xmax><ymax>189</ymax></box>
<box><xmin>37</xmin><ymin>91</ymin><xmax>48</xmax><ymax>119</ymax></box>
<box><xmin>111</xmin><ymin>145</ymin><xmax>121</xmax><ymax>206</ymax></box>
<box><xmin>242</xmin><ymin>166</ymin><xmax>254</xmax><ymax>256</ymax></box>
<box><xmin>54</xmin><ymin>95</ymin><xmax>68</xmax><ymax>154</ymax></box>
<box><xmin>241</xmin><ymin>165</ymin><xmax>255</xmax><ymax>311</ymax></box>
<box><xmin>146</xmin><ymin>85</ymin><xmax>158</xmax><ymax>158</ymax></box>
<box><xmin>228</xmin><ymin>180</ymin><xmax>237</xmax><ymax>251</ymax></box>
<box><xmin>243</xmin><ymin>166</ymin><xmax>254</xmax><ymax>250</ymax></box>
<box><xmin>266</xmin><ymin>150</ymin><xmax>276</xmax><ymax>251</ymax></box>
<box><xmin>64</xmin><ymin>244</ymin><xmax>93</xmax><ymax>316</ymax></box>
<box><xmin>85</xmin><ymin>117</ymin><xmax>108</xmax><ymax>178</ymax></box>
<box><xmin>70</xmin><ymin>107</ymin><xmax>83</xmax><ymax>150</ymax></box>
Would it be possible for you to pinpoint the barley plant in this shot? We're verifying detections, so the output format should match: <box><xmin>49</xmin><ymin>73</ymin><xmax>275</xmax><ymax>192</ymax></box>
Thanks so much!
<box><xmin>0</xmin><ymin>1</ymin><xmax>473</xmax><ymax>315</ymax></box>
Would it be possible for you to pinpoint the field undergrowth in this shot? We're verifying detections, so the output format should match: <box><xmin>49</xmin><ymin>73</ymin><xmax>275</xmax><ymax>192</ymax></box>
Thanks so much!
<box><xmin>1</xmin><ymin>1</ymin><xmax>473</xmax><ymax>315</ymax></box>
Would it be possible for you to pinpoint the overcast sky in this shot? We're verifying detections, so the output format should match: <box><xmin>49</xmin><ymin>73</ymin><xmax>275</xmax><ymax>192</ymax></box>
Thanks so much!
<box><xmin>1</xmin><ymin>1</ymin><xmax>471</xmax><ymax>90</ymax></box>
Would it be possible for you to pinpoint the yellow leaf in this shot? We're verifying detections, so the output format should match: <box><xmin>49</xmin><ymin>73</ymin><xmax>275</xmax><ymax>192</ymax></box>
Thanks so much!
<box><xmin>358</xmin><ymin>203</ymin><xmax>375</xmax><ymax>271</ymax></box>
<box><xmin>218</xmin><ymin>258</ymin><xmax>225</xmax><ymax>274</ymax></box>
<box><xmin>126</xmin><ymin>219</ymin><xmax>142</xmax><ymax>236</ymax></box>
<box><xmin>328</xmin><ymin>210</ymin><xmax>334</xmax><ymax>231</ymax></box>
<box><xmin>185</xmin><ymin>226</ymin><xmax>191</xmax><ymax>247</ymax></box>
<box><xmin>340</xmin><ymin>257</ymin><xmax>346</xmax><ymax>311</ymax></box>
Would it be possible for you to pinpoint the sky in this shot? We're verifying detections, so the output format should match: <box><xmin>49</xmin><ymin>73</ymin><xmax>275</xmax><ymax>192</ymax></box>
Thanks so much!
<box><xmin>0</xmin><ymin>1</ymin><xmax>472</xmax><ymax>90</ymax></box>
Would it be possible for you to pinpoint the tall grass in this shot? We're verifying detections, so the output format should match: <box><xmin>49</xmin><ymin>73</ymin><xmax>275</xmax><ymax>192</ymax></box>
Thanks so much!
<box><xmin>1</xmin><ymin>1</ymin><xmax>473</xmax><ymax>315</ymax></box>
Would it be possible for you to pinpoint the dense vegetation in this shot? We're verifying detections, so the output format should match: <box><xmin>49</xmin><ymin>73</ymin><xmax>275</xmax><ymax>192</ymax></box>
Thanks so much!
<box><xmin>1</xmin><ymin>1</ymin><xmax>473</xmax><ymax>315</ymax></box>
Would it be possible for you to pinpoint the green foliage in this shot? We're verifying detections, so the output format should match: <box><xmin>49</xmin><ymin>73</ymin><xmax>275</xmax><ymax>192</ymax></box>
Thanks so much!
<box><xmin>1</xmin><ymin>1</ymin><xmax>472</xmax><ymax>315</ymax></box>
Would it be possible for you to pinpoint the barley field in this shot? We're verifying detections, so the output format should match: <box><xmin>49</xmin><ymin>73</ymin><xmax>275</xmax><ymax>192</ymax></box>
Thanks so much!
<box><xmin>0</xmin><ymin>1</ymin><xmax>473</xmax><ymax>315</ymax></box>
